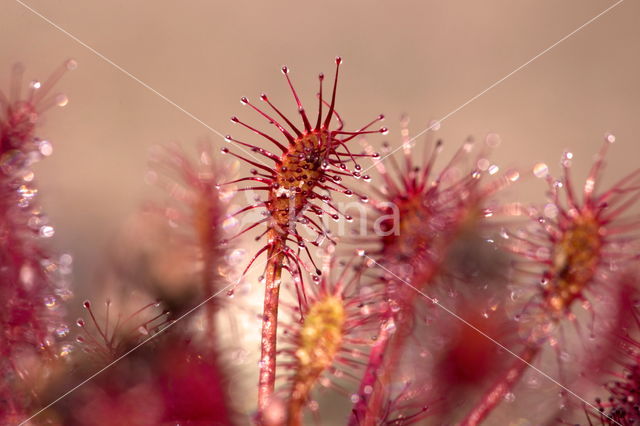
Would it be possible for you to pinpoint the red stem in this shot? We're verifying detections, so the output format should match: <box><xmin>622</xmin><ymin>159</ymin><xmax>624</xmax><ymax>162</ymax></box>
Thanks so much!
<box><xmin>202</xmin><ymin>250</ymin><xmax>216</xmax><ymax>335</ymax></box>
<box><xmin>258</xmin><ymin>240</ymin><xmax>285</xmax><ymax>414</ymax></box>
<box><xmin>348</xmin><ymin>259</ymin><xmax>440</xmax><ymax>424</ymax></box>
<box><xmin>348</xmin><ymin>324</ymin><xmax>393</xmax><ymax>426</ymax></box>
<box><xmin>459</xmin><ymin>345</ymin><xmax>541</xmax><ymax>426</ymax></box>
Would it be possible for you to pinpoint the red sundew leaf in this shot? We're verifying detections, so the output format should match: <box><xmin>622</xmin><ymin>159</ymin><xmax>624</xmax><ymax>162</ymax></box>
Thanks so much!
<box><xmin>461</xmin><ymin>136</ymin><xmax>640</xmax><ymax>425</ymax></box>
<box><xmin>224</xmin><ymin>57</ymin><xmax>385</xmax><ymax>296</ymax></box>
<box><xmin>503</xmin><ymin>137</ymin><xmax>640</xmax><ymax>361</ymax></box>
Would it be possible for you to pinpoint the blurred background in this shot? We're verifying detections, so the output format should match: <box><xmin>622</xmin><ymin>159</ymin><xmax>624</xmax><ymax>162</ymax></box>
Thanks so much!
<box><xmin>2</xmin><ymin>0</ymin><xmax>640</xmax><ymax>423</ymax></box>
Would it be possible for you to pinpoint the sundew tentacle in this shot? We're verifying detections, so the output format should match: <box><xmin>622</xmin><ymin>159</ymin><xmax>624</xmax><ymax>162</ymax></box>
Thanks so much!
<box><xmin>75</xmin><ymin>299</ymin><xmax>169</xmax><ymax>363</ymax></box>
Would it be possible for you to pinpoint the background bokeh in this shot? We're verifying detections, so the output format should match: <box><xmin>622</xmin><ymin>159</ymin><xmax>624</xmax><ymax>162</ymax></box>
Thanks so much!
<box><xmin>2</xmin><ymin>1</ymin><xmax>639</xmax><ymax>423</ymax></box>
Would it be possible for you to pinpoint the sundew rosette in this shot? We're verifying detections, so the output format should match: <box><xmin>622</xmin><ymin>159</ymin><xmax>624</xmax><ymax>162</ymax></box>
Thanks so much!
<box><xmin>461</xmin><ymin>135</ymin><xmax>640</xmax><ymax>425</ymax></box>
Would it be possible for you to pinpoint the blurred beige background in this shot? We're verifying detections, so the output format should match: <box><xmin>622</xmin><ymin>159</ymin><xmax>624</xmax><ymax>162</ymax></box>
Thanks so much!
<box><xmin>2</xmin><ymin>0</ymin><xmax>640</xmax><ymax>422</ymax></box>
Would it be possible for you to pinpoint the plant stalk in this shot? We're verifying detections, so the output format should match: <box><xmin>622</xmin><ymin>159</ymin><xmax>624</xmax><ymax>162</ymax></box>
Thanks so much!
<box><xmin>348</xmin><ymin>323</ymin><xmax>393</xmax><ymax>426</ymax></box>
<box><xmin>348</xmin><ymin>259</ymin><xmax>439</xmax><ymax>425</ymax></box>
<box><xmin>459</xmin><ymin>345</ymin><xmax>540</xmax><ymax>426</ymax></box>
<box><xmin>257</xmin><ymin>241</ymin><xmax>285</xmax><ymax>413</ymax></box>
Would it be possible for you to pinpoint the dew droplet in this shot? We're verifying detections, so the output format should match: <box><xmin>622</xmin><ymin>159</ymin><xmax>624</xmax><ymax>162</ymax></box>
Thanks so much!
<box><xmin>63</xmin><ymin>59</ymin><xmax>78</xmax><ymax>71</ymax></box>
<box><xmin>59</xmin><ymin>344</ymin><xmax>73</xmax><ymax>357</ymax></box>
<box><xmin>60</xmin><ymin>253</ymin><xmax>73</xmax><ymax>266</ymax></box>
<box><xmin>44</xmin><ymin>295</ymin><xmax>57</xmax><ymax>308</ymax></box>
<box><xmin>36</xmin><ymin>140</ymin><xmax>53</xmax><ymax>157</ymax></box>
<box><xmin>56</xmin><ymin>94</ymin><xmax>69</xmax><ymax>107</ymax></box>
<box><xmin>477</xmin><ymin>158</ymin><xmax>490</xmax><ymax>171</ymax></box>
<box><xmin>506</xmin><ymin>169</ymin><xmax>520</xmax><ymax>182</ymax></box>
<box><xmin>543</xmin><ymin>203</ymin><xmax>558</xmax><ymax>218</ymax></box>
<box><xmin>504</xmin><ymin>392</ymin><xmax>516</xmax><ymax>403</ymax></box>
<box><xmin>222</xmin><ymin>216</ymin><xmax>239</xmax><ymax>231</ymax></box>
<box><xmin>584</xmin><ymin>177</ymin><xmax>595</xmax><ymax>194</ymax></box>
<box><xmin>605</xmin><ymin>133</ymin><xmax>616</xmax><ymax>143</ymax></box>
<box><xmin>533</xmin><ymin>163</ymin><xmax>549</xmax><ymax>178</ymax></box>
<box><xmin>56</xmin><ymin>325</ymin><xmax>70</xmax><ymax>337</ymax></box>
<box><xmin>485</xmin><ymin>133</ymin><xmax>501</xmax><ymax>147</ymax></box>
<box><xmin>226</xmin><ymin>249</ymin><xmax>246</xmax><ymax>265</ymax></box>
<box><xmin>383</xmin><ymin>319</ymin><xmax>396</xmax><ymax>333</ymax></box>
<box><xmin>39</xmin><ymin>225</ymin><xmax>54</xmax><ymax>238</ymax></box>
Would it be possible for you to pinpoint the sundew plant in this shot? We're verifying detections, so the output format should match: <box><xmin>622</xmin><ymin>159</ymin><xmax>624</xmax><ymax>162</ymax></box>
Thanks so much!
<box><xmin>2</xmin><ymin>55</ymin><xmax>640</xmax><ymax>426</ymax></box>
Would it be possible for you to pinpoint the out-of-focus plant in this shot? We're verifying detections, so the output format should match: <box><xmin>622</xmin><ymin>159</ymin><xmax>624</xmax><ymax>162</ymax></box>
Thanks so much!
<box><xmin>0</xmin><ymin>61</ymin><xmax>75</xmax><ymax>423</ymax></box>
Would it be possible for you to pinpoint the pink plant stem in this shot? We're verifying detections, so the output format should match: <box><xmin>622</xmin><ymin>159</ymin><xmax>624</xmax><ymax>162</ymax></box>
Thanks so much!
<box><xmin>349</xmin><ymin>262</ymin><xmax>440</xmax><ymax>425</ymax></box>
<box><xmin>203</xmin><ymin>250</ymin><xmax>216</xmax><ymax>334</ymax></box>
<box><xmin>348</xmin><ymin>324</ymin><xmax>393</xmax><ymax>426</ymax></box>
<box><xmin>258</xmin><ymin>242</ymin><xmax>285</xmax><ymax>414</ymax></box>
<box><xmin>459</xmin><ymin>345</ymin><xmax>540</xmax><ymax>426</ymax></box>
